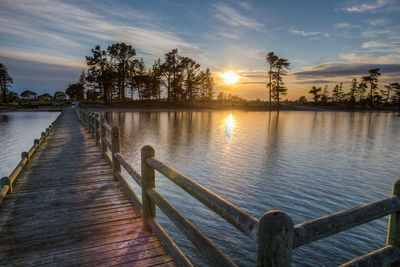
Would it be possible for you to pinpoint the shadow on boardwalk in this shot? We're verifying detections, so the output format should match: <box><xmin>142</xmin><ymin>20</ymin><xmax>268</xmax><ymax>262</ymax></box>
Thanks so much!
<box><xmin>0</xmin><ymin>108</ymin><xmax>175</xmax><ymax>266</ymax></box>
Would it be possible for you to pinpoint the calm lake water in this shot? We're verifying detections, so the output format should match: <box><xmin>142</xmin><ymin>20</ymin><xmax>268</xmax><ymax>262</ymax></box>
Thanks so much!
<box><xmin>0</xmin><ymin>112</ymin><xmax>60</xmax><ymax>178</ymax></box>
<box><xmin>103</xmin><ymin>110</ymin><xmax>400</xmax><ymax>266</ymax></box>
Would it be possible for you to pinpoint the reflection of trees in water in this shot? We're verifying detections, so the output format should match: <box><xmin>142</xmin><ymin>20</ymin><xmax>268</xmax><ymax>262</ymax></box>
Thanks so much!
<box><xmin>263</xmin><ymin>111</ymin><xmax>284</xmax><ymax>175</ymax></box>
<box><xmin>166</xmin><ymin>111</ymin><xmax>213</xmax><ymax>157</ymax></box>
<box><xmin>0</xmin><ymin>114</ymin><xmax>9</xmax><ymax>122</ymax></box>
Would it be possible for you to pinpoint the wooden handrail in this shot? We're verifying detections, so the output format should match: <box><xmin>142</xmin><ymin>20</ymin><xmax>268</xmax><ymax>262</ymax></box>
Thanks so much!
<box><xmin>147</xmin><ymin>187</ymin><xmax>237</xmax><ymax>267</ymax></box>
<box><xmin>101</xmin><ymin>136</ymin><xmax>112</xmax><ymax>150</ymax></box>
<box><xmin>293</xmin><ymin>195</ymin><xmax>400</xmax><ymax>248</ymax></box>
<box><xmin>75</xmin><ymin>107</ymin><xmax>400</xmax><ymax>267</ymax></box>
<box><xmin>115</xmin><ymin>152</ymin><xmax>142</xmax><ymax>186</ymax></box>
<box><xmin>0</xmin><ymin>111</ymin><xmax>63</xmax><ymax>204</ymax></box>
<box><xmin>146</xmin><ymin>156</ymin><xmax>259</xmax><ymax>242</ymax></box>
<box><xmin>340</xmin><ymin>245</ymin><xmax>400</xmax><ymax>266</ymax></box>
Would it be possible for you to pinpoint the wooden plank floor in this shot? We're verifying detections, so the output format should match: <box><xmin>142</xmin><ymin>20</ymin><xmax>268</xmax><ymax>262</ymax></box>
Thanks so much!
<box><xmin>0</xmin><ymin>108</ymin><xmax>175</xmax><ymax>267</ymax></box>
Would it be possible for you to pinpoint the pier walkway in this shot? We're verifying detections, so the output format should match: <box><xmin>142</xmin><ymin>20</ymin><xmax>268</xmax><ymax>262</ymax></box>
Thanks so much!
<box><xmin>0</xmin><ymin>109</ymin><xmax>175</xmax><ymax>266</ymax></box>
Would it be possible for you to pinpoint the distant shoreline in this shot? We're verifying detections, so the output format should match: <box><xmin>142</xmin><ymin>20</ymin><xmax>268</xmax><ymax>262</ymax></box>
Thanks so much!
<box><xmin>1</xmin><ymin>104</ymin><xmax>398</xmax><ymax>113</ymax></box>
<box><xmin>83</xmin><ymin>104</ymin><xmax>400</xmax><ymax>113</ymax></box>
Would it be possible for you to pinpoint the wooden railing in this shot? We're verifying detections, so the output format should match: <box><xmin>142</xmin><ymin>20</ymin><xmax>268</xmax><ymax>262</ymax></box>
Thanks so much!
<box><xmin>0</xmin><ymin>111</ymin><xmax>63</xmax><ymax>204</ymax></box>
<box><xmin>75</xmin><ymin>107</ymin><xmax>400</xmax><ymax>267</ymax></box>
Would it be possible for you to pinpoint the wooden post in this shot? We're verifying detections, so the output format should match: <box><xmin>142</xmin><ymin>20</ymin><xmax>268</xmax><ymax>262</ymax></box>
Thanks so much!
<box><xmin>141</xmin><ymin>145</ymin><xmax>156</xmax><ymax>229</ymax></box>
<box><xmin>92</xmin><ymin>113</ymin><xmax>96</xmax><ymax>138</ymax></box>
<box><xmin>34</xmin><ymin>139</ymin><xmax>39</xmax><ymax>148</ymax></box>
<box><xmin>41</xmin><ymin>132</ymin><xmax>45</xmax><ymax>140</ymax></box>
<box><xmin>90</xmin><ymin>113</ymin><xmax>95</xmax><ymax>138</ymax></box>
<box><xmin>100</xmin><ymin>117</ymin><xmax>106</xmax><ymax>156</ymax></box>
<box><xmin>1</xmin><ymin>177</ymin><xmax>12</xmax><ymax>193</ymax></box>
<box><xmin>94</xmin><ymin>114</ymin><xmax>100</xmax><ymax>144</ymax></box>
<box><xmin>21</xmin><ymin>152</ymin><xmax>29</xmax><ymax>164</ymax></box>
<box><xmin>111</xmin><ymin>126</ymin><xmax>121</xmax><ymax>179</ymax></box>
<box><xmin>258</xmin><ymin>210</ymin><xmax>294</xmax><ymax>267</ymax></box>
<box><xmin>387</xmin><ymin>179</ymin><xmax>400</xmax><ymax>267</ymax></box>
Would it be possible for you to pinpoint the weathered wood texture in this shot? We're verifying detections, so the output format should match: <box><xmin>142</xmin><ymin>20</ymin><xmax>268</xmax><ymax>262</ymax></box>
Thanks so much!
<box><xmin>293</xmin><ymin>195</ymin><xmax>400</xmax><ymax>248</ymax></box>
<box><xmin>257</xmin><ymin>211</ymin><xmax>293</xmax><ymax>267</ymax></box>
<box><xmin>0</xmin><ymin>108</ymin><xmax>175</xmax><ymax>267</ymax></box>
<box><xmin>339</xmin><ymin>245</ymin><xmax>400</xmax><ymax>267</ymax></box>
<box><xmin>146</xmin><ymin>157</ymin><xmax>259</xmax><ymax>242</ymax></box>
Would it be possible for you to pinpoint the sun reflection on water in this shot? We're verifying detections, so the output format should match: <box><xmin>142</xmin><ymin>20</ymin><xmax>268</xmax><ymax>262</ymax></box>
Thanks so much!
<box><xmin>224</xmin><ymin>113</ymin><xmax>235</xmax><ymax>140</ymax></box>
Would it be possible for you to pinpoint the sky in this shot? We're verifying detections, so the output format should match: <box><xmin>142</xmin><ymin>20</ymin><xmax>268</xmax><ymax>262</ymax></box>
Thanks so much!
<box><xmin>0</xmin><ymin>0</ymin><xmax>399</xmax><ymax>100</ymax></box>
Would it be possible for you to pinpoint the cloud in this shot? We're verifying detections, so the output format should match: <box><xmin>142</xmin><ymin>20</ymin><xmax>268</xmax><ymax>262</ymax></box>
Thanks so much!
<box><xmin>212</xmin><ymin>3</ymin><xmax>264</xmax><ymax>30</ymax></box>
<box><xmin>0</xmin><ymin>0</ymin><xmax>204</xmax><ymax>64</ymax></box>
<box><xmin>0</xmin><ymin>49</ymin><xmax>84</xmax><ymax>68</ymax></box>
<box><xmin>289</xmin><ymin>28</ymin><xmax>330</xmax><ymax>39</ymax></box>
<box><xmin>292</xmin><ymin>62</ymin><xmax>400</xmax><ymax>78</ymax></box>
<box><xmin>334</xmin><ymin>23</ymin><xmax>360</xmax><ymax>29</ymax></box>
<box><xmin>0</xmin><ymin>55</ymin><xmax>81</xmax><ymax>93</ymax></box>
<box><xmin>361</xmin><ymin>40</ymin><xmax>399</xmax><ymax>48</ymax></box>
<box><xmin>361</xmin><ymin>29</ymin><xmax>392</xmax><ymax>38</ymax></box>
<box><xmin>342</xmin><ymin>0</ymin><xmax>389</xmax><ymax>12</ymax></box>
<box><xmin>368</xmin><ymin>18</ymin><xmax>391</xmax><ymax>26</ymax></box>
<box><xmin>340</xmin><ymin>53</ymin><xmax>400</xmax><ymax>63</ymax></box>
<box><xmin>341</xmin><ymin>0</ymin><xmax>400</xmax><ymax>13</ymax></box>
<box><xmin>294</xmin><ymin>80</ymin><xmax>337</xmax><ymax>84</ymax></box>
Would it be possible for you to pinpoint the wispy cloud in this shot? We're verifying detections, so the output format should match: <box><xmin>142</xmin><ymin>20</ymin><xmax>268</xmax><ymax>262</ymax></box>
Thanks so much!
<box><xmin>212</xmin><ymin>3</ymin><xmax>264</xmax><ymax>30</ymax></box>
<box><xmin>0</xmin><ymin>0</ymin><xmax>204</xmax><ymax>65</ymax></box>
<box><xmin>368</xmin><ymin>18</ymin><xmax>391</xmax><ymax>26</ymax></box>
<box><xmin>289</xmin><ymin>28</ymin><xmax>330</xmax><ymax>39</ymax></box>
<box><xmin>334</xmin><ymin>23</ymin><xmax>360</xmax><ymax>29</ymax></box>
<box><xmin>292</xmin><ymin>61</ymin><xmax>400</xmax><ymax>81</ymax></box>
<box><xmin>341</xmin><ymin>0</ymin><xmax>400</xmax><ymax>13</ymax></box>
<box><xmin>342</xmin><ymin>0</ymin><xmax>389</xmax><ymax>12</ymax></box>
<box><xmin>361</xmin><ymin>40</ymin><xmax>399</xmax><ymax>48</ymax></box>
<box><xmin>0</xmin><ymin>49</ymin><xmax>84</xmax><ymax>68</ymax></box>
<box><xmin>339</xmin><ymin>53</ymin><xmax>400</xmax><ymax>64</ymax></box>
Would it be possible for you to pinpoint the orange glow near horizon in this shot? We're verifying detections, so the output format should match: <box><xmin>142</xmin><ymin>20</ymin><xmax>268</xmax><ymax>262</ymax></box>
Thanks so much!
<box><xmin>220</xmin><ymin>71</ymin><xmax>240</xmax><ymax>85</ymax></box>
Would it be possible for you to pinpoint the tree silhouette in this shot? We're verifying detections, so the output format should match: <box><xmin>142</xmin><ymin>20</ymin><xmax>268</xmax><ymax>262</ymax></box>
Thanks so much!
<box><xmin>362</xmin><ymin>68</ymin><xmax>381</xmax><ymax>107</ymax></box>
<box><xmin>199</xmin><ymin>68</ymin><xmax>214</xmax><ymax>102</ymax></box>
<box><xmin>381</xmin><ymin>84</ymin><xmax>394</xmax><ymax>104</ymax></box>
<box><xmin>357</xmin><ymin>81</ymin><xmax>367</xmax><ymax>102</ymax></box>
<box><xmin>321</xmin><ymin>85</ymin><xmax>329</xmax><ymax>103</ymax></box>
<box><xmin>266</xmin><ymin>52</ymin><xmax>278</xmax><ymax>105</ymax></box>
<box><xmin>390</xmin><ymin>82</ymin><xmax>400</xmax><ymax>109</ymax></box>
<box><xmin>66</xmin><ymin>83</ymin><xmax>84</xmax><ymax>101</ymax></box>
<box><xmin>107</xmin><ymin>42</ymin><xmax>136</xmax><ymax>100</ymax></box>
<box><xmin>0</xmin><ymin>63</ymin><xmax>13</xmax><ymax>103</ymax></box>
<box><xmin>348</xmin><ymin>78</ymin><xmax>358</xmax><ymax>104</ymax></box>
<box><xmin>162</xmin><ymin>49</ymin><xmax>181</xmax><ymax>102</ymax></box>
<box><xmin>86</xmin><ymin>45</ymin><xmax>112</xmax><ymax>104</ymax></box>
<box><xmin>272</xmin><ymin>58</ymin><xmax>290</xmax><ymax>105</ymax></box>
<box><xmin>20</xmin><ymin>90</ymin><xmax>37</xmax><ymax>99</ymax></box>
<box><xmin>332</xmin><ymin>83</ymin><xmax>344</xmax><ymax>103</ymax></box>
<box><xmin>309</xmin><ymin>86</ymin><xmax>322</xmax><ymax>103</ymax></box>
<box><xmin>181</xmin><ymin>56</ymin><xmax>201</xmax><ymax>103</ymax></box>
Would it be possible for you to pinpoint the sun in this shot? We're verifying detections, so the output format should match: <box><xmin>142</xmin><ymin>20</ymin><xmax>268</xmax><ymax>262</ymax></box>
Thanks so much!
<box><xmin>220</xmin><ymin>71</ymin><xmax>239</xmax><ymax>85</ymax></box>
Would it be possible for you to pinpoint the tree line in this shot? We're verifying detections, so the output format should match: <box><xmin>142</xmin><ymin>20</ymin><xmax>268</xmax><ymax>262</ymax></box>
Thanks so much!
<box><xmin>307</xmin><ymin>68</ymin><xmax>400</xmax><ymax>109</ymax></box>
<box><xmin>67</xmin><ymin>43</ymin><xmax>214</xmax><ymax>104</ymax></box>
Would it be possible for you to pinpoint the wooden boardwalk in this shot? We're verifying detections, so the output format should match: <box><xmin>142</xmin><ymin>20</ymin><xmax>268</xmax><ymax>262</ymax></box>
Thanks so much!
<box><xmin>0</xmin><ymin>108</ymin><xmax>175</xmax><ymax>267</ymax></box>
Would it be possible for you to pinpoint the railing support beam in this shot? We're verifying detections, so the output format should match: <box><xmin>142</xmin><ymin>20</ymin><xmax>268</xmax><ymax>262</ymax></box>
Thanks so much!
<box><xmin>100</xmin><ymin>117</ymin><xmax>106</xmax><ymax>156</ymax></box>
<box><xmin>387</xmin><ymin>179</ymin><xmax>400</xmax><ymax>267</ymax></box>
<box><xmin>142</xmin><ymin>145</ymin><xmax>156</xmax><ymax>230</ymax></box>
<box><xmin>258</xmin><ymin>210</ymin><xmax>294</xmax><ymax>267</ymax></box>
<box><xmin>111</xmin><ymin>126</ymin><xmax>121</xmax><ymax>179</ymax></box>
<box><xmin>95</xmin><ymin>114</ymin><xmax>100</xmax><ymax>144</ymax></box>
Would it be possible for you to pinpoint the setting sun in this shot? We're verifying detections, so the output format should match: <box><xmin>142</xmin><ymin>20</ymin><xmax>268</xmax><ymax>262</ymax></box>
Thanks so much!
<box><xmin>220</xmin><ymin>71</ymin><xmax>239</xmax><ymax>85</ymax></box>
